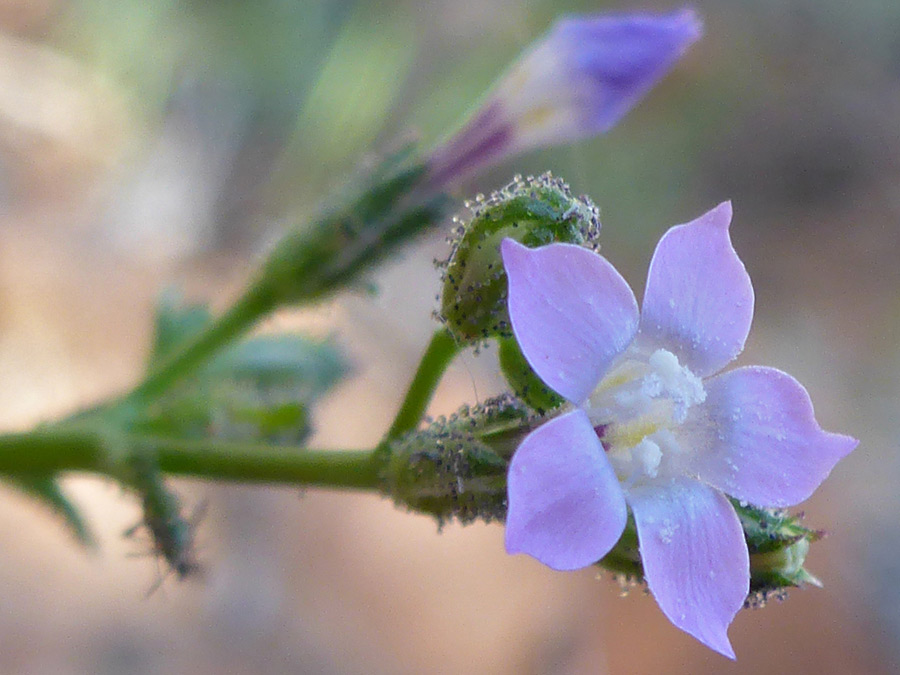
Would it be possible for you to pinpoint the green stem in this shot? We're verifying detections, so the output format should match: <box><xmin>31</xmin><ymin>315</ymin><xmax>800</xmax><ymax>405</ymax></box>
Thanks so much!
<box><xmin>386</xmin><ymin>328</ymin><xmax>461</xmax><ymax>440</ymax></box>
<box><xmin>0</xmin><ymin>429</ymin><xmax>380</xmax><ymax>490</ymax></box>
<box><xmin>2</xmin><ymin>333</ymin><xmax>462</xmax><ymax>487</ymax></box>
<box><xmin>131</xmin><ymin>280</ymin><xmax>277</xmax><ymax>404</ymax></box>
<box><xmin>154</xmin><ymin>438</ymin><xmax>380</xmax><ymax>488</ymax></box>
<box><xmin>0</xmin><ymin>429</ymin><xmax>107</xmax><ymax>473</ymax></box>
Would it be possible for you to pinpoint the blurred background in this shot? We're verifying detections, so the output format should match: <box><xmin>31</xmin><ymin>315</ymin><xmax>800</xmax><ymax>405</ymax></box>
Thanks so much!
<box><xmin>0</xmin><ymin>0</ymin><xmax>895</xmax><ymax>672</ymax></box>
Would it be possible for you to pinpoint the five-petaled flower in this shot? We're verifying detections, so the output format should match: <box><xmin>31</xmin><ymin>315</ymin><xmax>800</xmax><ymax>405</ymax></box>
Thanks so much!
<box><xmin>500</xmin><ymin>202</ymin><xmax>857</xmax><ymax>658</ymax></box>
<box><xmin>426</xmin><ymin>9</ymin><xmax>702</xmax><ymax>187</ymax></box>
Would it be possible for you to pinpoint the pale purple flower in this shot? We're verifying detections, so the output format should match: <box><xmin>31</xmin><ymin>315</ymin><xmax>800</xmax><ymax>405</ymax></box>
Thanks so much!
<box><xmin>426</xmin><ymin>9</ymin><xmax>702</xmax><ymax>187</ymax></box>
<box><xmin>500</xmin><ymin>202</ymin><xmax>857</xmax><ymax>658</ymax></box>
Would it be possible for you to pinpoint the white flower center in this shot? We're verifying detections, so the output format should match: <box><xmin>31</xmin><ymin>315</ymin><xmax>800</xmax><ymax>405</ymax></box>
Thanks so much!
<box><xmin>585</xmin><ymin>348</ymin><xmax>706</xmax><ymax>487</ymax></box>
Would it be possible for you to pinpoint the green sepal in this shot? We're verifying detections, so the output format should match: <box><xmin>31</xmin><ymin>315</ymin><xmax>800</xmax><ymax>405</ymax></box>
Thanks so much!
<box><xmin>596</xmin><ymin>502</ymin><xmax>825</xmax><ymax>606</ymax></box>
<box><xmin>382</xmin><ymin>394</ymin><xmax>537</xmax><ymax>526</ymax></box>
<box><xmin>596</xmin><ymin>516</ymin><xmax>642</xmax><ymax>580</ymax></box>
<box><xmin>439</xmin><ymin>173</ymin><xmax>600</xmax><ymax>343</ymax></box>
<box><xmin>733</xmin><ymin>499</ymin><xmax>822</xmax><ymax>554</ymax></box>
<box><xmin>498</xmin><ymin>336</ymin><xmax>564</xmax><ymax>414</ymax></box>
<box><xmin>260</xmin><ymin>154</ymin><xmax>449</xmax><ymax>305</ymax></box>
<box><xmin>9</xmin><ymin>474</ymin><xmax>95</xmax><ymax>548</ymax></box>
<box><xmin>732</xmin><ymin>500</ymin><xmax>824</xmax><ymax>598</ymax></box>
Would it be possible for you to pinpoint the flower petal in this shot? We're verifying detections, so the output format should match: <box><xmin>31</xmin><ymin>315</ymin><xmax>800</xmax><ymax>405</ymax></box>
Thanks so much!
<box><xmin>426</xmin><ymin>10</ymin><xmax>702</xmax><ymax>186</ymax></box>
<box><xmin>639</xmin><ymin>202</ymin><xmax>754</xmax><ymax>377</ymax></box>
<box><xmin>687</xmin><ymin>366</ymin><xmax>858</xmax><ymax>507</ymax></box>
<box><xmin>506</xmin><ymin>409</ymin><xmax>627</xmax><ymax>571</ymax></box>
<box><xmin>628</xmin><ymin>478</ymin><xmax>748</xmax><ymax>659</ymax></box>
<box><xmin>502</xmin><ymin>239</ymin><xmax>639</xmax><ymax>403</ymax></box>
<box><xmin>539</xmin><ymin>10</ymin><xmax>703</xmax><ymax>136</ymax></box>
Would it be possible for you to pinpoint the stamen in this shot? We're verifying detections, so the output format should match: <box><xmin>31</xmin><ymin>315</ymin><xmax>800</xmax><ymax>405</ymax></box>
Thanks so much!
<box><xmin>604</xmin><ymin>414</ymin><xmax>664</xmax><ymax>449</ymax></box>
<box><xmin>587</xmin><ymin>348</ymin><xmax>705</xmax><ymax>485</ymax></box>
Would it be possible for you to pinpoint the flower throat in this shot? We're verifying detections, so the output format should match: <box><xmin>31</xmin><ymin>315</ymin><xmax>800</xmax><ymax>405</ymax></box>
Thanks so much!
<box><xmin>588</xmin><ymin>348</ymin><xmax>706</xmax><ymax>486</ymax></box>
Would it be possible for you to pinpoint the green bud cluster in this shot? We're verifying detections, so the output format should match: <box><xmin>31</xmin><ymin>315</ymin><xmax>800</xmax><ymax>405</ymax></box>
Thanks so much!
<box><xmin>597</xmin><ymin>502</ymin><xmax>824</xmax><ymax>608</ymax></box>
<box><xmin>734</xmin><ymin>501</ymin><xmax>824</xmax><ymax>607</ymax></box>
<box><xmin>381</xmin><ymin>394</ymin><xmax>538</xmax><ymax>527</ymax></box>
<box><xmin>437</xmin><ymin>172</ymin><xmax>601</xmax><ymax>344</ymax></box>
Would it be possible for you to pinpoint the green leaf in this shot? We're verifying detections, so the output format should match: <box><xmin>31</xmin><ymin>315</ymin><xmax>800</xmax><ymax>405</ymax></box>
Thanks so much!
<box><xmin>10</xmin><ymin>474</ymin><xmax>94</xmax><ymax>548</ymax></box>
<box><xmin>206</xmin><ymin>334</ymin><xmax>347</xmax><ymax>399</ymax></box>
<box><xmin>148</xmin><ymin>288</ymin><xmax>213</xmax><ymax>370</ymax></box>
<box><xmin>138</xmin><ymin>326</ymin><xmax>349</xmax><ymax>445</ymax></box>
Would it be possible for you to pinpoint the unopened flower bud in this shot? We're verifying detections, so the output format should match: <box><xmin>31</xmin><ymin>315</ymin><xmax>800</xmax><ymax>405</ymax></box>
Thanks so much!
<box><xmin>425</xmin><ymin>10</ymin><xmax>702</xmax><ymax>187</ymax></box>
<box><xmin>596</xmin><ymin>502</ymin><xmax>825</xmax><ymax>609</ymax></box>
<box><xmin>750</xmin><ymin>538</ymin><xmax>821</xmax><ymax>589</ymax></box>
<box><xmin>438</xmin><ymin>172</ymin><xmax>600</xmax><ymax>343</ymax></box>
<box><xmin>735</xmin><ymin>502</ymin><xmax>824</xmax><ymax>605</ymax></box>
<box><xmin>381</xmin><ymin>395</ymin><xmax>537</xmax><ymax>526</ymax></box>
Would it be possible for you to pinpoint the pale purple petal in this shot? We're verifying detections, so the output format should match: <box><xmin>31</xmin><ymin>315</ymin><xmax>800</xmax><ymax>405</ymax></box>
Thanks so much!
<box><xmin>502</xmin><ymin>239</ymin><xmax>639</xmax><ymax>403</ymax></box>
<box><xmin>628</xmin><ymin>479</ymin><xmax>748</xmax><ymax>659</ymax></box>
<box><xmin>686</xmin><ymin>366</ymin><xmax>858</xmax><ymax>507</ymax></box>
<box><xmin>639</xmin><ymin>202</ymin><xmax>754</xmax><ymax>378</ymax></box>
<box><xmin>546</xmin><ymin>10</ymin><xmax>703</xmax><ymax>135</ymax></box>
<box><xmin>506</xmin><ymin>409</ymin><xmax>627</xmax><ymax>571</ymax></box>
<box><xmin>426</xmin><ymin>10</ymin><xmax>702</xmax><ymax>187</ymax></box>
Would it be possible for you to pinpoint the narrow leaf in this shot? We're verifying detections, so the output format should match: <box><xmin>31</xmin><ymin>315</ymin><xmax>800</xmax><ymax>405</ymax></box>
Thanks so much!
<box><xmin>10</xmin><ymin>474</ymin><xmax>95</xmax><ymax>548</ymax></box>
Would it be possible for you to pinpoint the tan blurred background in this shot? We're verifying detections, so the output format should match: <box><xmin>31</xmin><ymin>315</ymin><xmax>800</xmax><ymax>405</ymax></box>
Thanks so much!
<box><xmin>0</xmin><ymin>0</ymin><xmax>895</xmax><ymax>672</ymax></box>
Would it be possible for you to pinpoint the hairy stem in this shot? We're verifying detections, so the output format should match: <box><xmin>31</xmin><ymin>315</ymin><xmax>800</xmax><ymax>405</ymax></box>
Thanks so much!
<box><xmin>0</xmin><ymin>429</ymin><xmax>380</xmax><ymax>490</ymax></box>
<box><xmin>19</xmin><ymin>306</ymin><xmax>460</xmax><ymax>493</ymax></box>
<box><xmin>154</xmin><ymin>439</ymin><xmax>380</xmax><ymax>488</ymax></box>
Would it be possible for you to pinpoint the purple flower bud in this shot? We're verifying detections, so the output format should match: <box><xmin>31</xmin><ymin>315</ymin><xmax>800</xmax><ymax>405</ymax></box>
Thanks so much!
<box><xmin>426</xmin><ymin>9</ymin><xmax>702</xmax><ymax>187</ymax></box>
